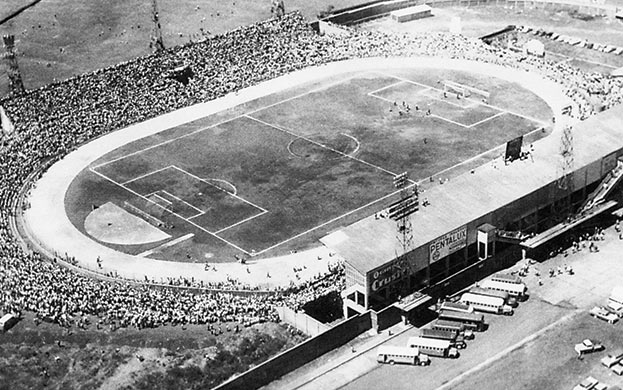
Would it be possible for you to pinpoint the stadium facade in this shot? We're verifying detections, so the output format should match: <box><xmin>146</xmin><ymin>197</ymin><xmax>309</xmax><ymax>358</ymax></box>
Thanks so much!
<box><xmin>322</xmin><ymin>104</ymin><xmax>623</xmax><ymax>318</ymax></box>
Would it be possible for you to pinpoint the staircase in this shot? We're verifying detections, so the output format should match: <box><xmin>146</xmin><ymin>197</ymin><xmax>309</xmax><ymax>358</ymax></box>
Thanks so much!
<box><xmin>579</xmin><ymin>158</ymin><xmax>623</xmax><ymax>214</ymax></box>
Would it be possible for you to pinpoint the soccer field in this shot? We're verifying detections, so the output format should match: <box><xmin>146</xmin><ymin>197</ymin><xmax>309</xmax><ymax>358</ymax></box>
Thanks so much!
<box><xmin>64</xmin><ymin>66</ymin><xmax>551</xmax><ymax>262</ymax></box>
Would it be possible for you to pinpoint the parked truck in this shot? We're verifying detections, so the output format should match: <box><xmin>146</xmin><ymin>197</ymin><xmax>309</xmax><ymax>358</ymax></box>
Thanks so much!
<box><xmin>478</xmin><ymin>279</ymin><xmax>527</xmax><ymax>301</ymax></box>
<box><xmin>432</xmin><ymin>319</ymin><xmax>475</xmax><ymax>340</ymax></box>
<box><xmin>419</xmin><ymin>328</ymin><xmax>467</xmax><ymax>349</ymax></box>
<box><xmin>459</xmin><ymin>292</ymin><xmax>514</xmax><ymax>315</ymax></box>
<box><xmin>439</xmin><ymin>301</ymin><xmax>473</xmax><ymax>313</ymax></box>
<box><xmin>377</xmin><ymin>345</ymin><xmax>430</xmax><ymax>366</ymax></box>
<box><xmin>407</xmin><ymin>337</ymin><xmax>459</xmax><ymax>358</ymax></box>
<box><xmin>490</xmin><ymin>273</ymin><xmax>522</xmax><ymax>285</ymax></box>
<box><xmin>469</xmin><ymin>286</ymin><xmax>518</xmax><ymax>307</ymax></box>
<box><xmin>438</xmin><ymin>310</ymin><xmax>486</xmax><ymax>332</ymax></box>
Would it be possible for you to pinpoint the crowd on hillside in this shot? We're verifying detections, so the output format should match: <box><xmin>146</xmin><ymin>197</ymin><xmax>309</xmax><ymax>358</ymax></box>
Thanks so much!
<box><xmin>0</xmin><ymin>12</ymin><xmax>622</xmax><ymax>330</ymax></box>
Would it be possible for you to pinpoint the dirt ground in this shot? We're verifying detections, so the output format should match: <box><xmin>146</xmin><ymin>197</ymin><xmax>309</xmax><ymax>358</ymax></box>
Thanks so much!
<box><xmin>0</xmin><ymin>312</ymin><xmax>306</xmax><ymax>390</ymax></box>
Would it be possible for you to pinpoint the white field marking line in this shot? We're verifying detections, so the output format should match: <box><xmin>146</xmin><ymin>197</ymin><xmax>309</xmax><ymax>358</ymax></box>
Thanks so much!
<box><xmin>159</xmin><ymin>189</ymin><xmax>204</xmax><ymax>215</ymax></box>
<box><xmin>419</xmin><ymin>88</ymin><xmax>476</xmax><ymax>110</ymax></box>
<box><xmin>419</xmin><ymin>122</ymin><xmax>546</xmax><ymax>184</ymax></box>
<box><xmin>576</xmin><ymin>57</ymin><xmax>617</xmax><ymax>69</ymax></box>
<box><xmin>89</xmin><ymin>168</ymin><xmax>251</xmax><ymax>254</ymax></box>
<box><xmin>244</xmin><ymin>115</ymin><xmax>398</xmax><ymax>176</ymax></box>
<box><xmin>286</xmin><ymin>137</ymin><xmax>303</xmax><ymax>158</ymax></box>
<box><xmin>366</xmin><ymin>80</ymin><xmax>407</xmax><ymax>96</ymax></box>
<box><xmin>214</xmin><ymin>210</ymin><xmax>269</xmax><ymax>234</ymax></box>
<box><xmin>137</xmin><ymin>233</ymin><xmax>195</xmax><ymax>257</ymax></box>
<box><xmin>92</xmin><ymin>71</ymin><xmax>374</xmax><ymax>171</ymax></box>
<box><xmin>171</xmin><ymin>165</ymin><xmax>268</xmax><ymax>213</ymax></box>
<box><xmin>206</xmin><ymin>178</ymin><xmax>237</xmax><ymax>196</ymax></box>
<box><xmin>547</xmin><ymin>50</ymin><xmax>617</xmax><ymax>69</ymax></box>
<box><xmin>151</xmin><ymin>193</ymin><xmax>173</xmax><ymax>206</ymax></box>
<box><xmin>467</xmin><ymin>111</ymin><xmax>506</xmax><ymax>129</ymax></box>
<box><xmin>370</xmin><ymin>90</ymin><xmax>468</xmax><ymax>127</ymax></box>
<box><xmin>368</xmin><ymin>83</ymin><xmax>479</xmax><ymax>129</ymax></box>
<box><xmin>434</xmin><ymin>310</ymin><xmax>580</xmax><ymax>390</ymax></box>
<box><xmin>252</xmin><ymin>185</ymin><xmax>415</xmax><ymax>256</ymax></box>
<box><xmin>368</xmin><ymin>93</ymin><xmax>396</xmax><ymax>104</ymax></box>
<box><xmin>379</xmin><ymin>71</ymin><xmax>548</xmax><ymax>127</ymax></box>
<box><xmin>341</xmin><ymin>133</ymin><xmax>361</xmax><ymax>156</ymax></box>
<box><xmin>429</xmin><ymin>114</ymin><xmax>469</xmax><ymax>129</ymax></box>
<box><xmin>121</xmin><ymin>165</ymin><xmax>173</xmax><ymax>185</ymax></box>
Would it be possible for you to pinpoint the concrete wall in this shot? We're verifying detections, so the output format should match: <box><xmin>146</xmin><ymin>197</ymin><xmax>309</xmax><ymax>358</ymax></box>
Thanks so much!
<box><xmin>321</xmin><ymin>0</ymin><xmax>618</xmax><ymax>27</ymax></box>
<box><xmin>321</xmin><ymin>0</ymin><xmax>419</xmax><ymax>25</ymax></box>
<box><xmin>276</xmin><ymin>306</ymin><xmax>330</xmax><ymax>336</ymax></box>
<box><xmin>372</xmin><ymin>304</ymin><xmax>403</xmax><ymax>331</ymax></box>
<box><xmin>214</xmin><ymin>312</ymin><xmax>372</xmax><ymax>390</ymax></box>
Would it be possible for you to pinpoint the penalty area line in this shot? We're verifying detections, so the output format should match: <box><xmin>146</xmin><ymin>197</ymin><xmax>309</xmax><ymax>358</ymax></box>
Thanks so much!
<box><xmin>170</xmin><ymin>165</ymin><xmax>267</xmax><ymax>213</ymax></box>
<box><xmin>88</xmin><ymin>168</ymin><xmax>251</xmax><ymax>255</ymax></box>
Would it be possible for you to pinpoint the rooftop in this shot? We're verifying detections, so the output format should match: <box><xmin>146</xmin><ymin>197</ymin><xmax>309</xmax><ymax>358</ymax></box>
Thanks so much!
<box><xmin>321</xmin><ymin>104</ymin><xmax>623</xmax><ymax>275</ymax></box>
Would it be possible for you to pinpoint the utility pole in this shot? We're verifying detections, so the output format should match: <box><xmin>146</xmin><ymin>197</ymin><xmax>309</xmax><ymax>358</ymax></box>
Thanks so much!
<box><xmin>2</xmin><ymin>35</ymin><xmax>25</xmax><ymax>96</ymax></box>
<box><xmin>150</xmin><ymin>0</ymin><xmax>165</xmax><ymax>52</ymax></box>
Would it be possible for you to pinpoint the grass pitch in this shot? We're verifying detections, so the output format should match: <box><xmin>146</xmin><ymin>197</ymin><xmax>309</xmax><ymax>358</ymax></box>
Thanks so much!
<box><xmin>65</xmin><ymin>66</ymin><xmax>550</xmax><ymax>262</ymax></box>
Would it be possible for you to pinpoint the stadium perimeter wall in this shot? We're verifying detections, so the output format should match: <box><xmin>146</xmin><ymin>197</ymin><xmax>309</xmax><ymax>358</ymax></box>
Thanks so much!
<box><xmin>214</xmin><ymin>312</ymin><xmax>372</xmax><ymax>390</ymax></box>
<box><xmin>276</xmin><ymin>306</ymin><xmax>330</xmax><ymax>336</ymax></box>
<box><xmin>320</xmin><ymin>0</ymin><xmax>618</xmax><ymax>25</ymax></box>
<box><xmin>320</xmin><ymin>0</ymin><xmax>420</xmax><ymax>25</ymax></box>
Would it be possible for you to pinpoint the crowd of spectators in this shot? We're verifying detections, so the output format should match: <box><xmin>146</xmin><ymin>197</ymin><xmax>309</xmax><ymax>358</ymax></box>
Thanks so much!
<box><xmin>1</xmin><ymin>12</ymin><xmax>622</xmax><ymax>330</ymax></box>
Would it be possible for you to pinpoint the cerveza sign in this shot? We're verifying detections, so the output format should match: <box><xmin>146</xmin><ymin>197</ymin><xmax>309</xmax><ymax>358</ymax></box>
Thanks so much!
<box><xmin>429</xmin><ymin>226</ymin><xmax>467</xmax><ymax>262</ymax></box>
<box><xmin>370</xmin><ymin>258</ymin><xmax>409</xmax><ymax>292</ymax></box>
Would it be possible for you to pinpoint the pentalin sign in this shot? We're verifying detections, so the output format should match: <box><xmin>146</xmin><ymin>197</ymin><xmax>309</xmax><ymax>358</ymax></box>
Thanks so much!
<box><xmin>429</xmin><ymin>226</ymin><xmax>467</xmax><ymax>263</ymax></box>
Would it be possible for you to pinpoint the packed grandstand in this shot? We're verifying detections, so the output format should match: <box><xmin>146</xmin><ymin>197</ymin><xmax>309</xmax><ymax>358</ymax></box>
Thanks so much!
<box><xmin>1</xmin><ymin>12</ymin><xmax>623</xmax><ymax>331</ymax></box>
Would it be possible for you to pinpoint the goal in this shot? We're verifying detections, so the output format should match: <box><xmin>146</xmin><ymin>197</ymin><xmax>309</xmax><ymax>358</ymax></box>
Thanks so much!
<box><xmin>443</xmin><ymin>80</ymin><xmax>490</xmax><ymax>101</ymax></box>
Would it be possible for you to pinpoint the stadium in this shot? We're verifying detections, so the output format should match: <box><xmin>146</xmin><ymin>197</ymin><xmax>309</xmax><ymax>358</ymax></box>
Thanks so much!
<box><xmin>2</xmin><ymin>1</ymin><xmax>623</xmax><ymax>389</ymax></box>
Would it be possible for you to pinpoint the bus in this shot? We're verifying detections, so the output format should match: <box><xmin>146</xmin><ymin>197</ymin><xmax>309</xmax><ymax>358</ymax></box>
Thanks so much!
<box><xmin>479</xmin><ymin>279</ymin><xmax>527</xmax><ymax>300</ymax></box>
<box><xmin>459</xmin><ymin>293</ymin><xmax>513</xmax><ymax>316</ymax></box>
<box><xmin>419</xmin><ymin>328</ymin><xmax>467</xmax><ymax>349</ymax></box>
<box><xmin>432</xmin><ymin>320</ymin><xmax>475</xmax><ymax>340</ymax></box>
<box><xmin>377</xmin><ymin>345</ymin><xmax>430</xmax><ymax>366</ymax></box>
<box><xmin>491</xmin><ymin>273</ymin><xmax>522</xmax><ymax>285</ymax></box>
<box><xmin>439</xmin><ymin>301</ymin><xmax>473</xmax><ymax>313</ymax></box>
<box><xmin>407</xmin><ymin>337</ymin><xmax>459</xmax><ymax>358</ymax></box>
<box><xmin>469</xmin><ymin>286</ymin><xmax>517</xmax><ymax>307</ymax></box>
<box><xmin>438</xmin><ymin>310</ymin><xmax>486</xmax><ymax>332</ymax></box>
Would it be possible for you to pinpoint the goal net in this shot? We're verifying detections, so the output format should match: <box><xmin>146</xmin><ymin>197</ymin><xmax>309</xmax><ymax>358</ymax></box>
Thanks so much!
<box><xmin>123</xmin><ymin>194</ymin><xmax>173</xmax><ymax>229</ymax></box>
<box><xmin>443</xmin><ymin>80</ymin><xmax>491</xmax><ymax>100</ymax></box>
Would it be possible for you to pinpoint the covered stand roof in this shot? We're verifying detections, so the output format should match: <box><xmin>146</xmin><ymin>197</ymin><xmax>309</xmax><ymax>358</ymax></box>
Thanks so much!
<box><xmin>321</xmin><ymin>104</ymin><xmax>623</xmax><ymax>275</ymax></box>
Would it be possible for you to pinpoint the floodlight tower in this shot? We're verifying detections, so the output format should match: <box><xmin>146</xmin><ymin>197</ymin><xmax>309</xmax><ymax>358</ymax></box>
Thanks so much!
<box><xmin>554</xmin><ymin>124</ymin><xmax>574</xmax><ymax>220</ymax></box>
<box><xmin>150</xmin><ymin>0</ymin><xmax>165</xmax><ymax>52</ymax></box>
<box><xmin>2</xmin><ymin>35</ymin><xmax>25</xmax><ymax>96</ymax></box>
<box><xmin>389</xmin><ymin>172</ymin><xmax>419</xmax><ymax>262</ymax></box>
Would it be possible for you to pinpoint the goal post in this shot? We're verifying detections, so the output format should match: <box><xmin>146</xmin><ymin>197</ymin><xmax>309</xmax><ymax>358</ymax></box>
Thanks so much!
<box><xmin>443</xmin><ymin>80</ymin><xmax>490</xmax><ymax>100</ymax></box>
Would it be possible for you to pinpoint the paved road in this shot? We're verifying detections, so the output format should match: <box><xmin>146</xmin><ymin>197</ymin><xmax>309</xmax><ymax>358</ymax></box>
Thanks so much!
<box><xmin>269</xmin><ymin>223</ymin><xmax>623</xmax><ymax>390</ymax></box>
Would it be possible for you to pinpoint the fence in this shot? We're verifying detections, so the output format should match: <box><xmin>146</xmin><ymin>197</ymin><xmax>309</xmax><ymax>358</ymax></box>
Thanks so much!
<box><xmin>319</xmin><ymin>0</ymin><xmax>619</xmax><ymax>26</ymax></box>
<box><xmin>214</xmin><ymin>311</ymin><xmax>372</xmax><ymax>390</ymax></box>
<box><xmin>276</xmin><ymin>306</ymin><xmax>330</xmax><ymax>336</ymax></box>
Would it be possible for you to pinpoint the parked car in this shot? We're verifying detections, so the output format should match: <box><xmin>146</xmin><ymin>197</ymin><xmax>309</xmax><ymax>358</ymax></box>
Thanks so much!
<box><xmin>575</xmin><ymin>339</ymin><xmax>604</xmax><ymax>355</ymax></box>
<box><xmin>604</xmin><ymin>302</ymin><xmax>623</xmax><ymax>318</ymax></box>
<box><xmin>594</xmin><ymin>382</ymin><xmax>608</xmax><ymax>390</ymax></box>
<box><xmin>590</xmin><ymin>306</ymin><xmax>619</xmax><ymax>324</ymax></box>
<box><xmin>601</xmin><ymin>349</ymin><xmax>623</xmax><ymax>368</ymax></box>
<box><xmin>572</xmin><ymin>376</ymin><xmax>599</xmax><ymax>390</ymax></box>
<box><xmin>612</xmin><ymin>362</ymin><xmax>623</xmax><ymax>376</ymax></box>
